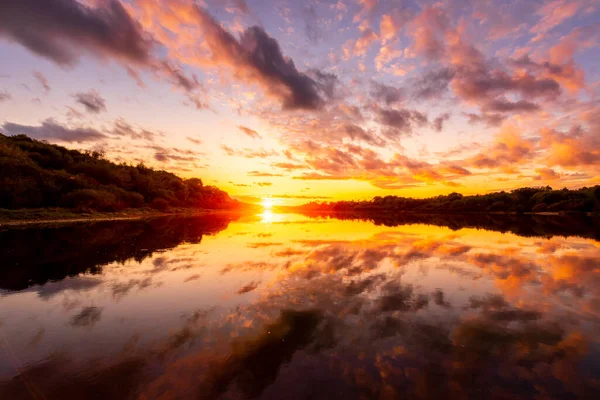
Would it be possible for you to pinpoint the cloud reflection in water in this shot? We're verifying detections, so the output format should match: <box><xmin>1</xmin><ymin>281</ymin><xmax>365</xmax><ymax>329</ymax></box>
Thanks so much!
<box><xmin>1</xmin><ymin>214</ymin><xmax>599</xmax><ymax>399</ymax></box>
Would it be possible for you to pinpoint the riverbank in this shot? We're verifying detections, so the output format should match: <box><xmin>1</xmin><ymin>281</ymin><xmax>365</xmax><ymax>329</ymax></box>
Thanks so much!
<box><xmin>0</xmin><ymin>207</ymin><xmax>246</xmax><ymax>227</ymax></box>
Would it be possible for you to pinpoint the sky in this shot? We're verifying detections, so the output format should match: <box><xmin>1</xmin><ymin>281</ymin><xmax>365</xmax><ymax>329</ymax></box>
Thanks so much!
<box><xmin>1</xmin><ymin>0</ymin><xmax>599</xmax><ymax>205</ymax></box>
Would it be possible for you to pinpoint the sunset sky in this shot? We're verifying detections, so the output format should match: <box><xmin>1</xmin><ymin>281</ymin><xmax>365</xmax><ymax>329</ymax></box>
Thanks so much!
<box><xmin>1</xmin><ymin>0</ymin><xmax>599</xmax><ymax>204</ymax></box>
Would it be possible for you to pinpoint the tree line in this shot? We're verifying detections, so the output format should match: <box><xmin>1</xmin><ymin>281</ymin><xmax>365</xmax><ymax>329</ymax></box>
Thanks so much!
<box><xmin>298</xmin><ymin>186</ymin><xmax>600</xmax><ymax>214</ymax></box>
<box><xmin>0</xmin><ymin>133</ymin><xmax>241</xmax><ymax>212</ymax></box>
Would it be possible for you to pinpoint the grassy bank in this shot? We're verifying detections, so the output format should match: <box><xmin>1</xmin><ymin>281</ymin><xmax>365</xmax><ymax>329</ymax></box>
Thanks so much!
<box><xmin>0</xmin><ymin>207</ymin><xmax>238</xmax><ymax>226</ymax></box>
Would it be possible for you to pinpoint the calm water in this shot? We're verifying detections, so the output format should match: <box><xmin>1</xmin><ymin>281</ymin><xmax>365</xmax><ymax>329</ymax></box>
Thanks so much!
<box><xmin>1</xmin><ymin>212</ymin><xmax>599</xmax><ymax>399</ymax></box>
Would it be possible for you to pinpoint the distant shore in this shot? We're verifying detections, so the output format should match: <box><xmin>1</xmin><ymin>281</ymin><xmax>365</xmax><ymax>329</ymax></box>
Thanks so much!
<box><xmin>2</xmin><ymin>207</ymin><xmax>597</xmax><ymax>228</ymax></box>
<box><xmin>277</xmin><ymin>207</ymin><xmax>596</xmax><ymax>217</ymax></box>
<box><xmin>0</xmin><ymin>208</ymin><xmax>246</xmax><ymax>227</ymax></box>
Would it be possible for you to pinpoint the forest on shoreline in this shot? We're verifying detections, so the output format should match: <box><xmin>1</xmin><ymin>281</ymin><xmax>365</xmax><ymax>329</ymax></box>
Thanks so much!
<box><xmin>4</xmin><ymin>133</ymin><xmax>600</xmax><ymax>217</ymax></box>
<box><xmin>296</xmin><ymin>186</ymin><xmax>600</xmax><ymax>215</ymax></box>
<box><xmin>0</xmin><ymin>133</ymin><xmax>242</xmax><ymax>212</ymax></box>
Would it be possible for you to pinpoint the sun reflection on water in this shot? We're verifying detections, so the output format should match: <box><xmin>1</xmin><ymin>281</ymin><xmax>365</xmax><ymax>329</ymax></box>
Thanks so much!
<box><xmin>260</xmin><ymin>210</ymin><xmax>275</xmax><ymax>223</ymax></box>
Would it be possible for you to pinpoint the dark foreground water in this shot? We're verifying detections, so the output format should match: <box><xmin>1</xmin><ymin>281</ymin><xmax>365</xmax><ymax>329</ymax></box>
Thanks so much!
<box><xmin>1</xmin><ymin>212</ymin><xmax>599</xmax><ymax>399</ymax></box>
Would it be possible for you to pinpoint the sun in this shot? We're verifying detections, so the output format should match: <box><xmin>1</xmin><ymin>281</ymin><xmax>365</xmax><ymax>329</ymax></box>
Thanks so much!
<box><xmin>261</xmin><ymin>197</ymin><xmax>274</xmax><ymax>210</ymax></box>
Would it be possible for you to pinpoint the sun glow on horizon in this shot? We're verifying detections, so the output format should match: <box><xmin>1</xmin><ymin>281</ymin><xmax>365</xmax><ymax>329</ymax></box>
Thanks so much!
<box><xmin>0</xmin><ymin>0</ymin><xmax>599</xmax><ymax>204</ymax></box>
<box><xmin>261</xmin><ymin>197</ymin><xmax>275</xmax><ymax>210</ymax></box>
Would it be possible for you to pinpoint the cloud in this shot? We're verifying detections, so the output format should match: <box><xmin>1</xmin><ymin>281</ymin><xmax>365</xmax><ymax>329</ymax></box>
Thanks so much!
<box><xmin>247</xmin><ymin>171</ymin><xmax>283</xmax><ymax>177</ymax></box>
<box><xmin>74</xmin><ymin>89</ymin><xmax>107</xmax><ymax>114</ymax></box>
<box><xmin>370</xmin><ymin>81</ymin><xmax>403</xmax><ymax>105</ymax></box>
<box><xmin>376</xmin><ymin>107</ymin><xmax>428</xmax><ymax>135</ymax></box>
<box><xmin>228</xmin><ymin>0</ymin><xmax>250</xmax><ymax>15</ymax></box>
<box><xmin>380</xmin><ymin>9</ymin><xmax>409</xmax><ymax>43</ymax></box>
<box><xmin>539</xmin><ymin>126</ymin><xmax>600</xmax><ymax>167</ymax></box>
<box><xmin>2</xmin><ymin>119</ymin><xmax>107</xmax><ymax>142</ymax></box>
<box><xmin>343</xmin><ymin>124</ymin><xmax>383</xmax><ymax>145</ymax></box>
<box><xmin>309</xmin><ymin>70</ymin><xmax>340</xmax><ymax>101</ymax></box>
<box><xmin>465</xmin><ymin>112</ymin><xmax>505</xmax><ymax>127</ymax></box>
<box><xmin>151</xmin><ymin>145</ymin><xmax>197</xmax><ymax>163</ymax></box>
<box><xmin>237</xmin><ymin>280</ymin><xmax>260</xmax><ymax>294</ymax></box>
<box><xmin>483</xmin><ymin>99</ymin><xmax>540</xmax><ymax>113</ymax></box>
<box><xmin>70</xmin><ymin>306</ymin><xmax>102</xmax><ymax>328</ymax></box>
<box><xmin>186</xmin><ymin>137</ymin><xmax>202</xmax><ymax>145</ymax></box>
<box><xmin>33</xmin><ymin>71</ymin><xmax>50</xmax><ymax>93</ymax></box>
<box><xmin>159</xmin><ymin>61</ymin><xmax>200</xmax><ymax>92</ymax></box>
<box><xmin>440</xmin><ymin>164</ymin><xmax>471</xmax><ymax>176</ymax></box>
<box><xmin>293</xmin><ymin>172</ymin><xmax>352</xmax><ymax>180</ymax></box>
<box><xmin>534</xmin><ymin>167</ymin><xmax>560</xmax><ymax>181</ymax></box>
<box><xmin>113</xmin><ymin>118</ymin><xmax>158</xmax><ymax>141</ymax></box>
<box><xmin>0</xmin><ymin>90</ymin><xmax>10</xmax><ymax>102</ymax></box>
<box><xmin>511</xmin><ymin>54</ymin><xmax>585</xmax><ymax>93</ymax></box>
<box><xmin>433</xmin><ymin>113</ymin><xmax>450</xmax><ymax>132</ymax></box>
<box><xmin>271</xmin><ymin>162</ymin><xmax>306</xmax><ymax>171</ymax></box>
<box><xmin>410</xmin><ymin>6</ymin><xmax>449</xmax><ymax>61</ymax></box>
<box><xmin>303</xmin><ymin>4</ymin><xmax>320</xmax><ymax>43</ymax></box>
<box><xmin>452</xmin><ymin>69</ymin><xmax>561</xmax><ymax>104</ymax></box>
<box><xmin>343</xmin><ymin>29</ymin><xmax>378</xmax><ymax>58</ymax></box>
<box><xmin>0</xmin><ymin>0</ymin><xmax>153</xmax><ymax>66</ymax></box>
<box><xmin>412</xmin><ymin>68</ymin><xmax>454</xmax><ymax>100</ymax></box>
<box><xmin>468</xmin><ymin>125</ymin><xmax>536</xmax><ymax>169</ymax></box>
<box><xmin>194</xmin><ymin>7</ymin><xmax>326</xmax><ymax>110</ymax></box>
<box><xmin>238</xmin><ymin>126</ymin><xmax>262</xmax><ymax>139</ymax></box>
<box><xmin>222</xmin><ymin>145</ymin><xmax>279</xmax><ymax>158</ymax></box>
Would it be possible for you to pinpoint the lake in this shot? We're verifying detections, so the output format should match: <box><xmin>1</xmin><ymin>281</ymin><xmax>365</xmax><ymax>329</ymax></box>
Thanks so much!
<box><xmin>1</xmin><ymin>212</ymin><xmax>599</xmax><ymax>399</ymax></box>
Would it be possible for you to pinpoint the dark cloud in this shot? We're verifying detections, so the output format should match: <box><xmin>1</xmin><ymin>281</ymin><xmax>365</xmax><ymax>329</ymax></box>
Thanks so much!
<box><xmin>309</xmin><ymin>70</ymin><xmax>339</xmax><ymax>101</ymax></box>
<box><xmin>151</xmin><ymin>146</ymin><xmax>197</xmax><ymax>163</ymax></box>
<box><xmin>510</xmin><ymin>54</ymin><xmax>584</xmax><ymax>91</ymax></box>
<box><xmin>33</xmin><ymin>71</ymin><xmax>50</xmax><ymax>93</ymax></box>
<box><xmin>2</xmin><ymin>119</ymin><xmax>107</xmax><ymax>142</ymax></box>
<box><xmin>18</xmin><ymin>276</ymin><xmax>103</xmax><ymax>299</ymax></box>
<box><xmin>376</xmin><ymin>108</ymin><xmax>428</xmax><ymax>135</ymax></box>
<box><xmin>484</xmin><ymin>99</ymin><xmax>540</xmax><ymax>113</ymax></box>
<box><xmin>465</xmin><ymin>112</ymin><xmax>505</xmax><ymax>127</ymax></box>
<box><xmin>158</xmin><ymin>61</ymin><xmax>206</xmax><ymax>109</ymax></box>
<box><xmin>433</xmin><ymin>113</ymin><xmax>450</xmax><ymax>132</ymax></box>
<box><xmin>159</xmin><ymin>61</ymin><xmax>201</xmax><ymax>92</ymax></box>
<box><xmin>74</xmin><ymin>89</ymin><xmax>106</xmax><ymax>114</ymax></box>
<box><xmin>199</xmin><ymin>310</ymin><xmax>321</xmax><ymax>399</ymax></box>
<box><xmin>70</xmin><ymin>306</ymin><xmax>102</xmax><ymax>327</ymax></box>
<box><xmin>377</xmin><ymin>283</ymin><xmax>428</xmax><ymax>312</ymax></box>
<box><xmin>343</xmin><ymin>124</ymin><xmax>383</xmax><ymax>145</ymax></box>
<box><xmin>0</xmin><ymin>0</ymin><xmax>152</xmax><ymax>66</ymax></box>
<box><xmin>370</xmin><ymin>81</ymin><xmax>403</xmax><ymax>105</ymax></box>
<box><xmin>453</xmin><ymin>67</ymin><xmax>561</xmax><ymax>103</ymax></box>
<box><xmin>238</xmin><ymin>126</ymin><xmax>262</xmax><ymax>139</ymax></box>
<box><xmin>195</xmin><ymin>8</ymin><xmax>325</xmax><ymax>110</ymax></box>
<box><xmin>111</xmin><ymin>277</ymin><xmax>153</xmax><ymax>300</ymax></box>
<box><xmin>412</xmin><ymin>68</ymin><xmax>454</xmax><ymax>100</ymax></box>
<box><xmin>237</xmin><ymin>280</ymin><xmax>261</xmax><ymax>294</ymax></box>
<box><xmin>113</xmin><ymin>118</ymin><xmax>158</xmax><ymax>141</ymax></box>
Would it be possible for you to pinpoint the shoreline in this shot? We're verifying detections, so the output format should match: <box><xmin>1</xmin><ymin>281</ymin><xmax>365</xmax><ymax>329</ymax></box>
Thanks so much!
<box><xmin>279</xmin><ymin>208</ymin><xmax>596</xmax><ymax>217</ymax></box>
<box><xmin>0</xmin><ymin>208</ymin><xmax>246</xmax><ymax>227</ymax></box>
<box><xmin>2</xmin><ymin>208</ymin><xmax>597</xmax><ymax>228</ymax></box>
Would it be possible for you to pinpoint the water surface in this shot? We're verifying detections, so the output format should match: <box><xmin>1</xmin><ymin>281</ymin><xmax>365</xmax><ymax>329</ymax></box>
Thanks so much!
<box><xmin>1</xmin><ymin>213</ymin><xmax>599</xmax><ymax>399</ymax></box>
